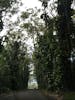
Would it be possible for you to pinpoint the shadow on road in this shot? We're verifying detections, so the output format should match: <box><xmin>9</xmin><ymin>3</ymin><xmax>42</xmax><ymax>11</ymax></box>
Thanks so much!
<box><xmin>0</xmin><ymin>90</ymin><xmax>57</xmax><ymax>100</ymax></box>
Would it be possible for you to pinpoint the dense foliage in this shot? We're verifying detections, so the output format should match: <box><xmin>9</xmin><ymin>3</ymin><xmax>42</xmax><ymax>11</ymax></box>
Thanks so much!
<box><xmin>33</xmin><ymin>0</ymin><xmax>75</xmax><ymax>92</ymax></box>
<box><xmin>0</xmin><ymin>0</ymin><xmax>17</xmax><ymax>31</ymax></box>
<box><xmin>0</xmin><ymin>0</ymin><xmax>75</xmax><ymax>94</ymax></box>
<box><xmin>0</xmin><ymin>0</ymin><xmax>29</xmax><ymax>93</ymax></box>
<box><xmin>0</xmin><ymin>31</ymin><xmax>29</xmax><ymax>93</ymax></box>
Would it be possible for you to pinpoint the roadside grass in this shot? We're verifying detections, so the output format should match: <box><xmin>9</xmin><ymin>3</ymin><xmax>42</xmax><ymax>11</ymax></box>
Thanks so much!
<box><xmin>41</xmin><ymin>90</ymin><xmax>75</xmax><ymax>100</ymax></box>
<box><xmin>63</xmin><ymin>92</ymin><xmax>75</xmax><ymax>100</ymax></box>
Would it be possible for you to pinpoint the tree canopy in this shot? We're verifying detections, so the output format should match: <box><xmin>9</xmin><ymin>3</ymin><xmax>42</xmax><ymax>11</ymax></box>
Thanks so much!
<box><xmin>0</xmin><ymin>0</ymin><xmax>75</xmax><ymax>94</ymax></box>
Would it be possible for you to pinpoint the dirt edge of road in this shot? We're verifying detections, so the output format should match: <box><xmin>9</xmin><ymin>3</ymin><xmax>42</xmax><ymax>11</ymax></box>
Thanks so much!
<box><xmin>41</xmin><ymin>90</ymin><xmax>63</xmax><ymax>100</ymax></box>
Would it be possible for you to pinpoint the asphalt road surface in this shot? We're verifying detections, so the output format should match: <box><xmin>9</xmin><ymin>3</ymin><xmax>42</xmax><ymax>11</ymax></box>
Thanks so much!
<box><xmin>0</xmin><ymin>90</ymin><xmax>57</xmax><ymax>100</ymax></box>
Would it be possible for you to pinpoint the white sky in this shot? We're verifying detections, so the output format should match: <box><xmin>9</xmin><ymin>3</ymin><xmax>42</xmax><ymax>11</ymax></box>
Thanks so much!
<box><xmin>21</xmin><ymin>0</ymin><xmax>41</xmax><ymax>9</ymax></box>
<box><xmin>21</xmin><ymin>0</ymin><xmax>75</xmax><ymax>9</ymax></box>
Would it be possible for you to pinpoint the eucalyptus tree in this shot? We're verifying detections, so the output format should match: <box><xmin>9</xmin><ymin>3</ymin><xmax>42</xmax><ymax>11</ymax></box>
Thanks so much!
<box><xmin>4</xmin><ymin>30</ymin><xmax>30</xmax><ymax>90</ymax></box>
<box><xmin>71</xmin><ymin>4</ymin><xmax>75</xmax><ymax>90</ymax></box>
<box><xmin>32</xmin><ymin>0</ymin><xmax>62</xmax><ymax>91</ymax></box>
<box><xmin>57</xmin><ymin>0</ymin><xmax>74</xmax><ymax>90</ymax></box>
<box><xmin>40</xmin><ymin>0</ymin><xmax>75</xmax><ymax>91</ymax></box>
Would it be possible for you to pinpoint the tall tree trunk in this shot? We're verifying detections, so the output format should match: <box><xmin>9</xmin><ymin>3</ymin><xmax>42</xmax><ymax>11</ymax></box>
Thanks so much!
<box><xmin>57</xmin><ymin>0</ymin><xmax>73</xmax><ymax>90</ymax></box>
<box><xmin>0</xmin><ymin>10</ymin><xmax>3</xmax><ymax>32</ymax></box>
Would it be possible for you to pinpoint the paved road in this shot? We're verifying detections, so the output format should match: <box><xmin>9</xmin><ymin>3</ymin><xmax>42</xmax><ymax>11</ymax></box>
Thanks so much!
<box><xmin>0</xmin><ymin>90</ymin><xmax>57</xmax><ymax>100</ymax></box>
